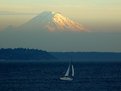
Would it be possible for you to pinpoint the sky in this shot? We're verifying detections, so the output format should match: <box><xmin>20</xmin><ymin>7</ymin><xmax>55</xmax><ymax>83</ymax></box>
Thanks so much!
<box><xmin>0</xmin><ymin>0</ymin><xmax>121</xmax><ymax>52</ymax></box>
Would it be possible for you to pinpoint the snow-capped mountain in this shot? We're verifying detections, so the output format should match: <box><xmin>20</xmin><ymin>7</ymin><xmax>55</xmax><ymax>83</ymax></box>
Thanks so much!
<box><xmin>20</xmin><ymin>11</ymin><xmax>86</xmax><ymax>32</ymax></box>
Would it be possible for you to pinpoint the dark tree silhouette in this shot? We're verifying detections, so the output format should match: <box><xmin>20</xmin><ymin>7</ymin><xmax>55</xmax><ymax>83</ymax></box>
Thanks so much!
<box><xmin>0</xmin><ymin>48</ymin><xmax>55</xmax><ymax>60</ymax></box>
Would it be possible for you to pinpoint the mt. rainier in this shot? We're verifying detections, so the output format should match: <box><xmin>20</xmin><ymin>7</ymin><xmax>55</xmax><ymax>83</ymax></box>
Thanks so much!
<box><xmin>20</xmin><ymin>11</ymin><xmax>86</xmax><ymax>32</ymax></box>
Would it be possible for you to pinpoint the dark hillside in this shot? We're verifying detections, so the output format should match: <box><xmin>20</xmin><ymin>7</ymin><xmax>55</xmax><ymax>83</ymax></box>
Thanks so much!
<box><xmin>0</xmin><ymin>48</ymin><xmax>55</xmax><ymax>60</ymax></box>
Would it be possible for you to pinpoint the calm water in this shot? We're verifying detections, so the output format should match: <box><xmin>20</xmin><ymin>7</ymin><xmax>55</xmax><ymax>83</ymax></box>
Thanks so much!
<box><xmin>0</xmin><ymin>61</ymin><xmax>121</xmax><ymax>91</ymax></box>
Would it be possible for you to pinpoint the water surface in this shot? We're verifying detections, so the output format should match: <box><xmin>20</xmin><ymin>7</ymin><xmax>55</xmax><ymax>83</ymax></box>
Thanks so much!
<box><xmin>0</xmin><ymin>61</ymin><xmax>121</xmax><ymax>91</ymax></box>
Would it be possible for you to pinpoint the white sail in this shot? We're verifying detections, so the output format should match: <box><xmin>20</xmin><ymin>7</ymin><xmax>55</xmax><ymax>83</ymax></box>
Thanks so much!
<box><xmin>64</xmin><ymin>64</ymin><xmax>70</xmax><ymax>76</ymax></box>
<box><xmin>72</xmin><ymin>65</ymin><xmax>74</xmax><ymax>76</ymax></box>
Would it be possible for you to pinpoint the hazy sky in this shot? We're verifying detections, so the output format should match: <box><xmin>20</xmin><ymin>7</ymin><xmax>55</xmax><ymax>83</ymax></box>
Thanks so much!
<box><xmin>1</xmin><ymin>0</ymin><xmax>121</xmax><ymax>19</ymax></box>
<box><xmin>0</xmin><ymin>0</ymin><xmax>121</xmax><ymax>52</ymax></box>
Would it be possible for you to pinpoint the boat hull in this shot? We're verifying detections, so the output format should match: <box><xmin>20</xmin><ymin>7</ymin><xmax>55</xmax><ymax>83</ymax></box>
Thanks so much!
<box><xmin>60</xmin><ymin>77</ymin><xmax>73</xmax><ymax>81</ymax></box>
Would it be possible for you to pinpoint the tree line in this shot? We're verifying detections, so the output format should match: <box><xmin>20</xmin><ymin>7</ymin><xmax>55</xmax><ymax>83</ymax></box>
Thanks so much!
<box><xmin>0</xmin><ymin>48</ymin><xmax>55</xmax><ymax>60</ymax></box>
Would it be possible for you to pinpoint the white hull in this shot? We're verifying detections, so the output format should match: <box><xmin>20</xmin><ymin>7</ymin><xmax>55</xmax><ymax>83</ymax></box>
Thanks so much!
<box><xmin>60</xmin><ymin>77</ymin><xmax>73</xmax><ymax>81</ymax></box>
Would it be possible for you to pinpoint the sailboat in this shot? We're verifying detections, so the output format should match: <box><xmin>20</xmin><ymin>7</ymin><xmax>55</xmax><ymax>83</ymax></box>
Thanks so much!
<box><xmin>60</xmin><ymin>63</ymin><xmax>74</xmax><ymax>81</ymax></box>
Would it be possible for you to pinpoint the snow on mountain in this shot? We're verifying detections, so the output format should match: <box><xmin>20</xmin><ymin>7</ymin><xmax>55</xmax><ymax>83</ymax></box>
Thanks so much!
<box><xmin>20</xmin><ymin>11</ymin><xmax>86</xmax><ymax>32</ymax></box>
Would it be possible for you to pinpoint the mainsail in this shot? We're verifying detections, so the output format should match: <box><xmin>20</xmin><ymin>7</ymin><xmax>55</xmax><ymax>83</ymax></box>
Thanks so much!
<box><xmin>64</xmin><ymin>64</ymin><xmax>74</xmax><ymax>77</ymax></box>
<box><xmin>64</xmin><ymin>64</ymin><xmax>70</xmax><ymax>76</ymax></box>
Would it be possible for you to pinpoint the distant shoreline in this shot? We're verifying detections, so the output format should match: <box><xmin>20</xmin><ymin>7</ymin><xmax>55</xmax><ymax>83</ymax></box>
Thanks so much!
<box><xmin>0</xmin><ymin>48</ymin><xmax>121</xmax><ymax>62</ymax></box>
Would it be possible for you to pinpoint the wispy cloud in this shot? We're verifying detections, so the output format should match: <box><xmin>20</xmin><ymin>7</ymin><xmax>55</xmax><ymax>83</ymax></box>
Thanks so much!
<box><xmin>0</xmin><ymin>11</ymin><xmax>37</xmax><ymax>15</ymax></box>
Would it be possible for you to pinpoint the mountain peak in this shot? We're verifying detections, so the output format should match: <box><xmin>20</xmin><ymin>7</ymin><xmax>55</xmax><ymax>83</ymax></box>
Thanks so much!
<box><xmin>40</xmin><ymin>11</ymin><xmax>61</xmax><ymax>15</ymax></box>
<box><xmin>21</xmin><ymin>11</ymin><xmax>86</xmax><ymax>32</ymax></box>
<box><xmin>37</xmin><ymin>11</ymin><xmax>61</xmax><ymax>17</ymax></box>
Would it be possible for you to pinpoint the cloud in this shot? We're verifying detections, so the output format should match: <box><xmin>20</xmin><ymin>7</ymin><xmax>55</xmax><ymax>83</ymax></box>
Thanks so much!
<box><xmin>0</xmin><ymin>11</ymin><xmax>37</xmax><ymax>15</ymax></box>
